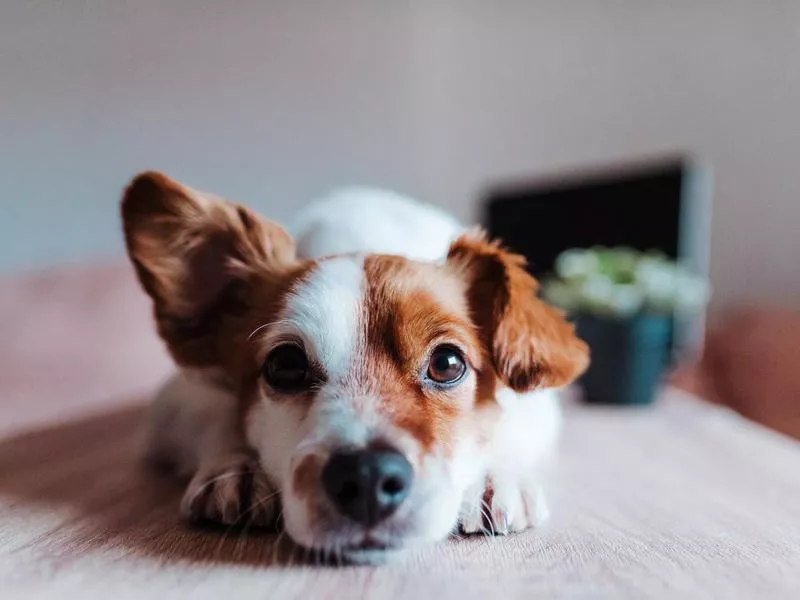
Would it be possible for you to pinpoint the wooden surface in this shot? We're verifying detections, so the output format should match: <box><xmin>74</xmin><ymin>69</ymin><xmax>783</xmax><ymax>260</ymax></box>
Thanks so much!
<box><xmin>2</xmin><ymin>265</ymin><xmax>800</xmax><ymax>599</ymax></box>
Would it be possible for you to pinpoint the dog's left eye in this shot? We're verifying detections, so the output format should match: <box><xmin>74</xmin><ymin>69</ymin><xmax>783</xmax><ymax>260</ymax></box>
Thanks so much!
<box><xmin>262</xmin><ymin>344</ymin><xmax>310</xmax><ymax>392</ymax></box>
<box><xmin>426</xmin><ymin>345</ymin><xmax>467</xmax><ymax>385</ymax></box>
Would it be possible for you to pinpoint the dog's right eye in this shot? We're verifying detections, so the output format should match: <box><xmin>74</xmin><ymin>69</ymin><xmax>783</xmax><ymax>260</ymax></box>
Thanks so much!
<box><xmin>262</xmin><ymin>344</ymin><xmax>310</xmax><ymax>392</ymax></box>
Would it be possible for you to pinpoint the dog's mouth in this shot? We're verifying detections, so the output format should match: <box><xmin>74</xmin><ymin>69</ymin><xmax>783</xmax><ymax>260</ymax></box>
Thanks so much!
<box><xmin>288</xmin><ymin>535</ymin><xmax>404</xmax><ymax>566</ymax></box>
<box><xmin>301</xmin><ymin>531</ymin><xmax>407</xmax><ymax>563</ymax></box>
<box><xmin>337</xmin><ymin>537</ymin><xmax>406</xmax><ymax>565</ymax></box>
<box><xmin>341</xmin><ymin>535</ymin><xmax>395</xmax><ymax>552</ymax></box>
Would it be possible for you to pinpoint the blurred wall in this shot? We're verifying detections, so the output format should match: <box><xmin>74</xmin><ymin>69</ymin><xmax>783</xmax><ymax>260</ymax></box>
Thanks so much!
<box><xmin>2</xmin><ymin>1</ymin><xmax>799</xmax><ymax>307</ymax></box>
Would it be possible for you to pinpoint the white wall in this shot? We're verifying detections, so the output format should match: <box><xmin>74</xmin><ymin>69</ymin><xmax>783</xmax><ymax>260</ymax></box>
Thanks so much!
<box><xmin>2</xmin><ymin>1</ymin><xmax>799</xmax><ymax>307</ymax></box>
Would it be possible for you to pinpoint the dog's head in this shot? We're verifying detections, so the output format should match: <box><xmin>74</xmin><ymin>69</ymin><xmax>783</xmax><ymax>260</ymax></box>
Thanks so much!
<box><xmin>122</xmin><ymin>172</ymin><xmax>588</xmax><ymax>562</ymax></box>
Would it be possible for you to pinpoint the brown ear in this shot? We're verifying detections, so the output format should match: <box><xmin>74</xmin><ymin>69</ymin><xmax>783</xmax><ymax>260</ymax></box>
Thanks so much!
<box><xmin>448</xmin><ymin>230</ymin><xmax>589</xmax><ymax>391</ymax></box>
<box><xmin>121</xmin><ymin>171</ymin><xmax>295</xmax><ymax>367</ymax></box>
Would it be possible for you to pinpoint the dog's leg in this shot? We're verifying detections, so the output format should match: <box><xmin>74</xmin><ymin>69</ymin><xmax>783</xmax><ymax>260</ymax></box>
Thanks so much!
<box><xmin>458</xmin><ymin>475</ymin><xmax>550</xmax><ymax>535</ymax></box>
<box><xmin>458</xmin><ymin>390</ymin><xmax>560</xmax><ymax>536</ymax></box>
<box><xmin>146</xmin><ymin>372</ymin><xmax>280</xmax><ymax>526</ymax></box>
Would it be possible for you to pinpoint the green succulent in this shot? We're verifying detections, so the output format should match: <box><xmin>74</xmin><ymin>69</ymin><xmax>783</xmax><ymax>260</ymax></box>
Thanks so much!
<box><xmin>542</xmin><ymin>247</ymin><xmax>710</xmax><ymax>319</ymax></box>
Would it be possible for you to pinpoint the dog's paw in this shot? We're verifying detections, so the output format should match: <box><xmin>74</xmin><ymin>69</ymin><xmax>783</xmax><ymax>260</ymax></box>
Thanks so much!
<box><xmin>180</xmin><ymin>454</ymin><xmax>279</xmax><ymax>527</ymax></box>
<box><xmin>458</xmin><ymin>477</ymin><xmax>549</xmax><ymax>536</ymax></box>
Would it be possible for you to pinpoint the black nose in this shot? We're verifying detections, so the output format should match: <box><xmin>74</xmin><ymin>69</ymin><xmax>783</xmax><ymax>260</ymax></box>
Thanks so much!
<box><xmin>321</xmin><ymin>449</ymin><xmax>413</xmax><ymax>526</ymax></box>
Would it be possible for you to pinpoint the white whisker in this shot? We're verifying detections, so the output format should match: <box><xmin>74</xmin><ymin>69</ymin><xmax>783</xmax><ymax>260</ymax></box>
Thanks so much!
<box><xmin>480</xmin><ymin>500</ymin><xmax>496</xmax><ymax>537</ymax></box>
<box><xmin>184</xmin><ymin>471</ymin><xmax>248</xmax><ymax>515</ymax></box>
<box><xmin>248</xmin><ymin>319</ymin><xmax>295</xmax><ymax>341</ymax></box>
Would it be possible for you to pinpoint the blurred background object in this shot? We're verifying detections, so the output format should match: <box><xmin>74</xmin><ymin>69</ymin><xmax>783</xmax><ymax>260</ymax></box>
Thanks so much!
<box><xmin>670</xmin><ymin>306</ymin><xmax>800</xmax><ymax>440</ymax></box>
<box><xmin>539</xmin><ymin>246</ymin><xmax>710</xmax><ymax>406</ymax></box>
<box><xmin>1</xmin><ymin>1</ymin><xmax>798</xmax><ymax>436</ymax></box>
<box><xmin>485</xmin><ymin>157</ymin><xmax>711</xmax><ymax>359</ymax></box>
<box><xmin>486</xmin><ymin>158</ymin><xmax>712</xmax><ymax>406</ymax></box>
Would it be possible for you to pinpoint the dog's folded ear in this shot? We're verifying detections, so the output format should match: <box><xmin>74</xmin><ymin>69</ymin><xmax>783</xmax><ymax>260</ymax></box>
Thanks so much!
<box><xmin>447</xmin><ymin>229</ymin><xmax>589</xmax><ymax>392</ymax></box>
<box><xmin>121</xmin><ymin>171</ymin><xmax>296</xmax><ymax>366</ymax></box>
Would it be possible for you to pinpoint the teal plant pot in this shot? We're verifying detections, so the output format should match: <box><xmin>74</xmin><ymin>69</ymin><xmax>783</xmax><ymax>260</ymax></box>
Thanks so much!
<box><xmin>575</xmin><ymin>313</ymin><xmax>671</xmax><ymax>406</ymax></box>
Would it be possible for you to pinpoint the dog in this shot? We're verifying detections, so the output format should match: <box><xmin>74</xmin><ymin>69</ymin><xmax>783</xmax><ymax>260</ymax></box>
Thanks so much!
<box><xmin>121</xmin><ymin>172</ymin><xmax>589</xmax><ymax>564</ymax></box>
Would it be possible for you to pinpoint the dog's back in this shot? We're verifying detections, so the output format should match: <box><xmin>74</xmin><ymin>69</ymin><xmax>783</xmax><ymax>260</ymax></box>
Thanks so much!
<box><xmin>290</xmin><ymin>187</ymin><xmax>465</xmax><ymax>262</ymax></box>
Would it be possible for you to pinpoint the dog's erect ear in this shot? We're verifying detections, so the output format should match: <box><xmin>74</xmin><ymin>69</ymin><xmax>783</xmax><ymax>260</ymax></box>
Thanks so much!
<box><xmin>447</xmin><ymin>230</ymin><xmax>589</xmax><ymax>392</ymax></box>
<box><xmin>121</xmin><ymin>171</ymin><xmax>296</xmax><ymax>366</ymax></box>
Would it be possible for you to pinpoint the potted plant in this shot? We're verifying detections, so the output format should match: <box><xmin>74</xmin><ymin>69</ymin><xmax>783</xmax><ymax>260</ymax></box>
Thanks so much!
<box><xmin>542</xmin><ymin>247</ymin><xmax>710</xmax><ymax>406</ymax></box>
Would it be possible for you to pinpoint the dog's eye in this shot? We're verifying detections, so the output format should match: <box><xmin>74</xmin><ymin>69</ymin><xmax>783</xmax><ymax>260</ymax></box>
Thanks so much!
<box><xmin>262</xmin><ymin>344</ymin><xmax>310</xmax><ymax>392</ymax></box>
<box><xmin>426</xmin><ymin>345</ymin><xmax>467</xmax><ymax>385</ymax></box>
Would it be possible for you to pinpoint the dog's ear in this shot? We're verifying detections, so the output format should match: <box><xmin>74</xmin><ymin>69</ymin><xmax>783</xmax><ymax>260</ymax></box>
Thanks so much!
<box><xmin>447</xmin><ymin>230</ymin><xmax>589</xmax><ymax>392</ymax></box>
<box><xmin>121</xmin><ymin>171</ymin><xmax>295</xmax><ymax>367</ymax></box>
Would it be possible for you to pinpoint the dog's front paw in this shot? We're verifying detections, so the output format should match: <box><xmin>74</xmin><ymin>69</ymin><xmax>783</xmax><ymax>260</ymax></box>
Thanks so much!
<box><xmin>180</xmin><ymin>453</ymin><xmax>279</xmax><ymax>527</ymax></box>
<box><xmin>458</xmin><ymin>477</ymin><xmax>549</xmax><ymax>536</ymax></box>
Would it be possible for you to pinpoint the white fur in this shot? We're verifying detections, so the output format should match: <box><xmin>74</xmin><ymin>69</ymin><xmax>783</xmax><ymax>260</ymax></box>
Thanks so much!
<box><xmin>290</xmin><ymin>187</ymin><xmax>465</xmax><ymax>262</ymax></box>
<box><xmin>458</xmin><ymin>388</ymin><xmax>560</xmax><ymax>534</ymax></box>
<box><xmin>246</xmin><ymin>255</ymin><xmax>374</xmax><ymax>520</ymax></box>
<box><xmin>146</xmin><ymin>371</ymin><xmax>278</xmax><ymax>526</ymax></box>
<box><xmin>145</xmin><ymin>370</ymin><xmax>241</xmax><ymax>477</ymax></box>
<box><xmin>279</xmin><ymin>255</ymin><xmax>364</xmax><ymax>380</ymax></box>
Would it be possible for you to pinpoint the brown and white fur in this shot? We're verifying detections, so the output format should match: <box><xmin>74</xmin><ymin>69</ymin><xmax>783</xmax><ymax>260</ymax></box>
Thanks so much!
<box><xmin>121</xmin><ymin>173</ymin><xmax>589</xmax><ymax>564</ymax></box>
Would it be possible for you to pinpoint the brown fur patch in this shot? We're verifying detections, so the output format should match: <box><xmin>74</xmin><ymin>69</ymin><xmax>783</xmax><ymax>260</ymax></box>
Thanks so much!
<box><xmin>447</xmin><ymin>230</ymin><xmax>590</xmax><ymax>391</ymax></box>
<box><xmin>360</xmin><ymin>256</ymin><xmax>483</xmax><ymax>453</ymax></box>
<box><xmin>292</xmin><ymin>454</ymin><xmax>324</xmax><ymax>500</ymax></box>
<box><xmin>120</xmin><ymin>170</ymin><xmax>316</xmax><ymax>425</ymax></box>
<box><xmin>121</xmin><ymin>172</ymin><xmax>299</xmax><ymax>372</ymax></box>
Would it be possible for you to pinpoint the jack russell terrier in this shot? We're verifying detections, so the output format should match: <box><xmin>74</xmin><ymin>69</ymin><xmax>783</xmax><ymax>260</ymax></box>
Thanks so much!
<box><xmin>121</xmin><ymin>172</ymin><xmax>589</xmax><ymax>564</ymax></box>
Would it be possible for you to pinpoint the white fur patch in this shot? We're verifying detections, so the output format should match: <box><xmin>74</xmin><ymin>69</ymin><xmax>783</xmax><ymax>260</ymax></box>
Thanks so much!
<box><xmin>290</xmin><ymin>187</ymin><xmax>465</xmax><ymax>262</ymax></box>
<box><xmin>491</xmin><ymin>387</ymin><xmax>562</xmax><ymax>474</ymax></box>
<box><xmin>281</xmin><ymin>255</ymin><xmax>365</xmax><ymax>381</ymax></box>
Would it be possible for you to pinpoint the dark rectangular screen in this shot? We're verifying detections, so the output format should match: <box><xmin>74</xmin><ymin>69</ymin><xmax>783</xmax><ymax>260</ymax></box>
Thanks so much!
<box><xmin>484</xmin><ymin>161</ymin><xmax>684</xmax><ymax>279</ymax></box>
